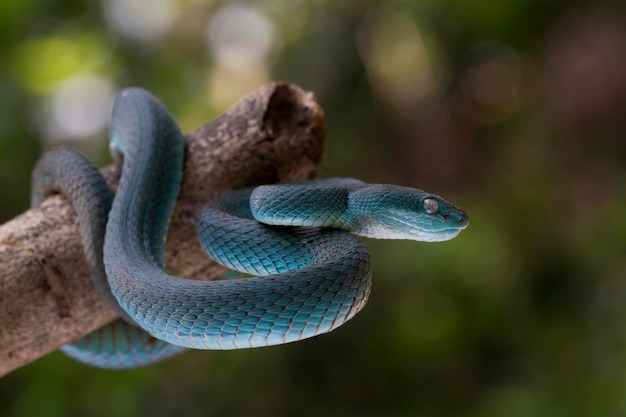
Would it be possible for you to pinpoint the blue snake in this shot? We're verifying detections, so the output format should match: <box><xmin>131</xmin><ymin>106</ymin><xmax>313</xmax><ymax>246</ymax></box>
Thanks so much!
<box><xmin>31</xmin><ymin>88</ymin><xmax>468</xmax><ymax>369</ymax></box>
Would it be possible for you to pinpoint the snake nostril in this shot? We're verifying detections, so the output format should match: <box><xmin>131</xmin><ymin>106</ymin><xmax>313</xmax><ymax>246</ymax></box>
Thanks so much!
<box><xmin>443</xmin><ymin>213</ymin><xmax>468</xmax><ymax>226</ymax></box>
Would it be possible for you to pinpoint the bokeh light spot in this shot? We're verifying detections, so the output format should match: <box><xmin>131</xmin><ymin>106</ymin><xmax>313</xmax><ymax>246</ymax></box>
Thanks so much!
<box><xmin>206</xmin><ymin>4</ymin><xmax>275</xmax><ymax>70</ymax></box>
<box><xmin>358</xmin><ymin>11</ymin><xmax>437</xmax><ymax>108</ymax></box>
<box><xmin>39</xmin><ymin>73</ymin><xmax>114</xmax><ymax>142</ymax></box>
<box><xmin>104</xmin><ymin>0</ymin><xmax>177</xmax><ymax>43</ymax></box>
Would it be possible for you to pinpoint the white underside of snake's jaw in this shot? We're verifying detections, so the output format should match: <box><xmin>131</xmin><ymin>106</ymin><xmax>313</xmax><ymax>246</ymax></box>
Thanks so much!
<box><xmin>352</xmin><ymin>219</ymin><xmax>463</xmax><ymax>242</ymax></box>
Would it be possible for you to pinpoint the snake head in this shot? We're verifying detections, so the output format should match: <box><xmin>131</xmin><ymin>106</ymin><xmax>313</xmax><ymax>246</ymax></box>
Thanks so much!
<box><xmin>350</xmin><ymin>184</ymin><xmax>469</xmax><ymax>242</ymax></box>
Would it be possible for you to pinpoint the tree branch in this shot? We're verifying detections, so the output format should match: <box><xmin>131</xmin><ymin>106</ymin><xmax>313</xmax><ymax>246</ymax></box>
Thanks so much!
<box><xmin>0</xmin><ymin>82</ymin><xmax>326</xmax><ymax>376</ymax></box>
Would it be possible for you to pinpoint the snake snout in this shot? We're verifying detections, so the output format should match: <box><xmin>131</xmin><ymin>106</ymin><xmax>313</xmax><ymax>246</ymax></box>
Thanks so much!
<box><xmin>443</xmin><ymin>209</ymin><xmax>469</xmax><ymax>229</ymax></box>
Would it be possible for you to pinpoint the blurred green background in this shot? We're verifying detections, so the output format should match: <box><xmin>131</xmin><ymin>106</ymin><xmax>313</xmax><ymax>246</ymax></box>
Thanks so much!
<box><xmin>2</xmin><ymin>0</ymin><xmax>626</xmax><ymax>416</ymax></box>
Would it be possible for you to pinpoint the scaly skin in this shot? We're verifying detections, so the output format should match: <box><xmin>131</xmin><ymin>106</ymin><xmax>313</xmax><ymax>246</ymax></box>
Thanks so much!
<box><xmin>31</xmin><ymin>148</ymin><xmax>185</xmax><ymax>369</ymax></box>
<box><xmin>31</xmin><ymin>87</ymin><xmax>469</xmax><ymax>368</ymax></box>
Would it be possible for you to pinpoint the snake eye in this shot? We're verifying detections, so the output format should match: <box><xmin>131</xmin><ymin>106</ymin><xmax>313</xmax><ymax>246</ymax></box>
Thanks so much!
<box><xmin>423</xmin><ymin>198</ymin><xmax>439</xmax><ymax>215</ymax></box>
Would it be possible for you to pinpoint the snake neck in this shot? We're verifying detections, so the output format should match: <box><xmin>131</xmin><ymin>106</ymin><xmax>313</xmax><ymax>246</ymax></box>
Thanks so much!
<box><xmin>343</xmin><ymin>184</ymin><xmax>412</xmax><ymax>239</ymax></box>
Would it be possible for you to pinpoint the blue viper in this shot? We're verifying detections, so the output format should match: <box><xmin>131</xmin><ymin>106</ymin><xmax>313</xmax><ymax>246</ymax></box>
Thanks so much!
<box><xmin>31</xmin><ymin>88</ymin><xmax>468</xmax><ymax>368</ymax></box>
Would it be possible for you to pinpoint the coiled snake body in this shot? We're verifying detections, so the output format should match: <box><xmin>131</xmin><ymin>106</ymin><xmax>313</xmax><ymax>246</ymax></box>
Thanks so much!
<box><xmin>31</xmin><ymin>88</ymin><xmax>468</xmax><ymax>369</ymax></box>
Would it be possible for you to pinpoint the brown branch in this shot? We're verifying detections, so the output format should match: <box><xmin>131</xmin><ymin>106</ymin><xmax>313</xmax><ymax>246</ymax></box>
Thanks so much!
<box><xmin>0</xmin><ymin>82</ymin><xmax>326</xmax><ymax>376</ymax></box>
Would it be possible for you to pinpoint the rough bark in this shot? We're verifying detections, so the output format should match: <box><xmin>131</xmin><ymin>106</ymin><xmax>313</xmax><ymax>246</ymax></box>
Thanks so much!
<box><xmin>0</xmin><ymin>82</ymin><xmax>326</xmax><ymax>376</ymax></box>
